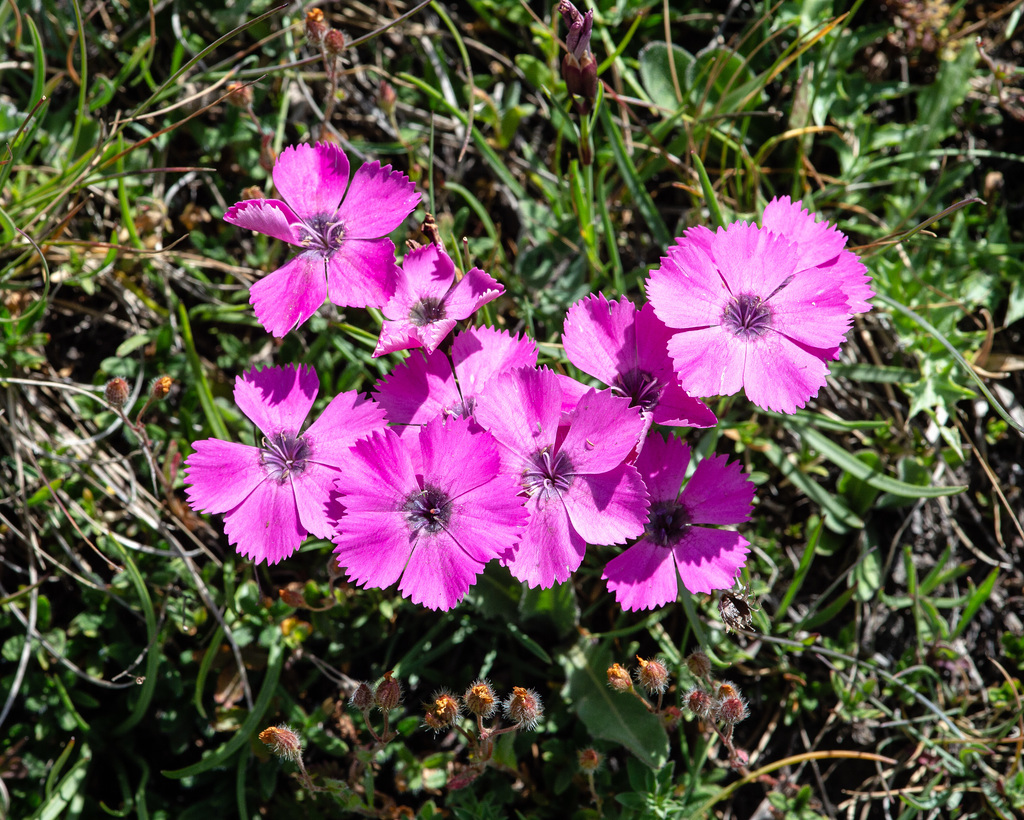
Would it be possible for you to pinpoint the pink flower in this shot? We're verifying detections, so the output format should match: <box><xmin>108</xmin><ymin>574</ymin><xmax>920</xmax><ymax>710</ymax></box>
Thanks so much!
<box><xmin>329</xmin><ymin>416</ymin><xmax>527</xmax><ymax>610</ymax></box>
<box><xmin>183</xmin><ymin>365</ymin><xmax>386</xmax><ymax>565</ymax></box>
<box><xmin>646</xmin><ymin>200</ymin><xmax>872</xmax><ymax>413</ymax></box>
<box><xmin>373</xmin><ymin>244</ymin><xmax>503</xmax><ymax>357</ymax></box>
<box><xmin>224</xmin><ymin>142</ymin><xmax>420</xmax><ymax>337</ymax></box>
<box><xmin>473</xmin><ymin>367</ymin><xmax>649</xmax><ymax>589</ymax></box>
<box><xmin>562</xmin><ymin>293</ymin><xmax>717</xmax><ymax>436</ymax></box>
<box><xmin>602</xmin><ymin>433</ymin><xmax>754</xmax><ymax>611</ymax></box>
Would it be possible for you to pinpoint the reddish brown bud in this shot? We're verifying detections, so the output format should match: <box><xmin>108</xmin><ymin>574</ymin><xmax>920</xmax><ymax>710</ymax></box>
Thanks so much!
<box><xmin>686</xmin><ymin>651</ymin><xmax>712</xmax><ymax>679</ymax></box>
<box><xmin>305</xmin><ymin>8</ymin><xmax>327</xmax><ymax>48</ymax></box>
<box><xmin>635</xmin><ymin>656</ymin><xmax>670</xmax><ymax>695</ymax></box>
<box><xmin>278</xmin><ymin>585</ymin><xmax>305</xmax><ymax>608</ymax></box>
<box><xmin>379</xmin><ymin>79</ymin><xmax>397</xmax><ymax>117</ymax></box>
<box><xmin>503</xmin><ymin>686</ymin><xmax>543</xmax><ymax>730</ymax></box>
<box><xmin>716</xmin><ymin>681</ymin><xmax>740</xmax><ymax>701</ymax></box>
<box><xmin>607</xmin><ymin>662</ymin><xmax>632</xmax><ymax>692</ymax></box>
<box><xmin>324</xmin><ymin>28</ymin><xmax>346</xmax><ymax>57</ymax></box>
<box><xmin>374</xmin><ymin>670</ymin><xmax>402</xmax><ymax>712</ymax></box>
<box><xmin>259</xmin><ymin>133</ymin><xmax>276</xmax><ymax>174</ymax></box>
<box><xmin>104</xmin><ymin>377</ymin><xmax>130</xmax><ymax>409</ymax></box>
<box><xmin>717</xmin><ymin>695</ymin><xmax>749</xmax><ymax>725</ymax></box>
<box><xmin>259</xmin><ymin>724</ymin><xmax>303</xmax><ymax>762</ymax></box>
<box><xmin>224</xmin><ymin>81</ymin><xmax>253</xmax><ymax>108</ymax></box>
<box><xmin>577</xmin><ymin>747</ymin><xmax>603</xmax><ymax>773</ymax></box>
<box><xmin>685</xmin><ymin>688</ymin><xmax>714</xmax><ymax>719</ymax></box>
<box><xmin>349</xmin><ymin>681</ymin><xmax>374</xmax><ymax>712</ymax></box>
<box><xmin>463</xmin><ymin>680</ymin><xmax>497</xmax><ymax>718</ymax></box>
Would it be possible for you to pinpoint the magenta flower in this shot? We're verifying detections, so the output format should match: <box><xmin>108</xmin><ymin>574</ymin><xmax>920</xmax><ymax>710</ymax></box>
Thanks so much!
<box><xmin>184</xmin><ymin>365</ymin><xmax>387</xmax><ymax>565</ymax></box>
<box><xmin>373</xmin><ymin>244</ymin><xmax>504</xmax><ymax>357</ymax></box>
<box><xmin>329</xmin><ymin>416</ymin><xmax>527</xmax><ymax>610</ymax></box>
<box><xmin>602</xmin><ymin>433</ymin><xmax>754</xmax><ymax>611</ymax></box>
<box><xmin>562</xmin><ymin>293</ymin><xmax>717</xmax><ymax>435</ymax></box>
<box><xmin>224</xmin><ymin>142</ymin><xmax>421</xmax><ymax>337</ymax></box>
<box><xmin>374</xmin><ymin>325</ymin><xmax>537</xmax><ymax>426</ymax></box>
<box><xmin>646</xmin><ymin>210</ymin><xmax>862</xmax><ymax>413</ymax></box>
<box><xmin>473</xmin><ymin>367</ymin><xmax>649</xmax><ymax>589</ymax></box>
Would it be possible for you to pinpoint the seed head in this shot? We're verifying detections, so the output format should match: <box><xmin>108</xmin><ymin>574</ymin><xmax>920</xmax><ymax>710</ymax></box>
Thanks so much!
<box><xmin>503</xmin><ymin>686</ymin><xmax>543</xmax><ymax>731</ymax></box>
<box><xmin>607</xmin><ymin>662</ymin><xmax>632</xmax><ymax>692</ymax></box>
<box><xmin>686</xmin><ymin>651</ymin><xmax>712</xmax><ymax>680</ymax></box>
<box><xmin>463</xmin><ymin>680</ymin><xmax>497</xmax><ymax>718</ymax></box>
<box><xmin>577</xmin><ymin>747</ymin><xmax>603</xmax><ymax>773</ymax></box>
<box><xmin>349</xmin><ymin>681</ymin><xmax>374</xmax><ymax>712</ymax></box>
<box><xmin>259</xmin><ymin>724</ymin><xmax>303</xmax><ymax>763</ymax></box>
<box><xmin>104</xmin><ymin>377</ymin><xmax>130</xmax><ymax>409</ymax></box>
<box><xmin>635</xmin><ymin>656</ymin><xmax>670</xmax><ymax>695</ymax></box>
<box><xmin>374</xmin><ymin>670</ymin><xmax>402</xmax><ymax>712</ymax></box>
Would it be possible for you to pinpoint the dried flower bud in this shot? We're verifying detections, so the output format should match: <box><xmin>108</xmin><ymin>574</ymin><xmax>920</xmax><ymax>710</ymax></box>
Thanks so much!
<box><xmin>577</xmin><ymin>747</ymin><xmax>603</xmax><ymax>773</ymax></box>
<box><xmin>379</xmin><ymin>79</ymin><xmax>397</xmax><ymax>117</ymax></box>
<box><xmin>278</xmin><ymin>585</ymin><xmax>305</xmax><ymax>608</ymax></box>
<box><xmin>717</xmin><ymin>695</ymin><xmax>749</xmax><ymax>725</ymax></box>
<box><xmin>259</xmin><ymin>724</ymin><xmax>303</xmax><ymax>762</ymax></box>
<box><xmin>241</xmin><ymin>185</ymin><xmax>264</xmax><ymax>201</ymax></box>
<box><xmin>424</xmin><ymin>690</ymin><xmax>461</xmax><ymax>731</ymax></box>
<box><xmin>463</xmin><ymin>680</ymin><xmax>497</xmax><ymax>718</ymax></box>
<box><xmin>607</xmin><ymin>662</ymin><xmax>632</xmax><ymax>692</ymax></box>
<box><xmin>503</xmin><ymin>686</ymin><xmax>543</xmax><ymax>730</ymax></box>
<box><xmin>685</xmin><ymin>688</ymin><xmax>713</xmax><ymax>719</ymax></box>
<box><xmin>716</xmin><ymin>681</ymin><xmax>740</xmax><ymax>701</ymax></box>
<box><xmin>374</xmin><ymin>670</ymin><xmax>402</xmax><ymax>712</ymax></box>
<box><xmin>151</xmin><ymin>375</ymin><xmax>173</xmax><ymax>400</ymax></box>
<box><xmin>349</xmin><ymin>681</ymin><xmax>374</xmax><ymax>712</ymax></box>
<box><xmin>104</xmin><ymin>377</ymin><xmax>130</xmax><ymax>409</ymax></box>
<box><xmin>305</xmin><ymin>8</ymin><xmax>327</xmax><ymax>48</ymax></box>
<box><xmin>324</xmin><ymin>28</ymin><xmax>346</xmax><ymax>58</ymax></box>
<box><xmin>686</xmin><ymin>651</ymin><xmax>712</xmax><ymax>679</ymax></box>
<box><xmin>635</xmin><ymin>656</ymin><xmax>670</xmax><ymax>695</ymax></box>
<box><xmin>259</xmin><ymin>133</ymin><xmax>276</xmax><ymax>174</ymax></box>
<box><xmin>224</xmin><ymin>81</ymin><xmax>253</xmax><ymax>108</ymax></box>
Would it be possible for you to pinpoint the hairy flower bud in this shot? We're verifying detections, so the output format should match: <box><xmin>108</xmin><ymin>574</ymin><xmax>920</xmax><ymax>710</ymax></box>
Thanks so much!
<box><xmin>504</xmin><ymin>686</ymin><xmax>543</xmax><ymax>730</ymax></box>
<box><xmin>425</xmin><ymin>690</ymin><xmax>460</xmax><ymax>731</ymax></box>
<box><xmin>150</xmin><ymin>375</ymin><xmax>173</xmax><ymax>400</ymax></box>
<box><xmin>305</xmin><ymin>8</ymin><xmax>327</xmax><ymax>48</ymax></box>
<box><xmin>717</xmin><ymin>695</ymin><xmax>749</xmax><ymax>725</ymax></box>
<box><xmin>224</xmin><ymin>81</ymin><xmax>253</xmax><ymax>108</ymax></box>
<box><xmin>324</xmin><ymin>28</ymin><xmax>346</xmax><ymax>58</ymax></box>
<box><xmin>104</xmin><ymin>377</ymin><xmax>130</xmax><ymax>409</ymax></box>
<box><xmin>463</xmin><ymin>680</ymin><xmax>497</xmax><ymax>718</ymax></box>
<box><xmin>635</xmin><ymin>656</ymin><xmax>670</xmax><ymax>695</ymax></box>
<box><xmin>374</xmin><ymin>670</ymin><xmax>402</xmax><ymax>712</ymax></box>
<box><xmin>349</xmin><ymin>681</ymin><xmax>374</xmax><ymax>712</ymax></box>
<box><xmin>577</xmin><ymin>747</ymin><xmax>603</xmax><ymax>773</ymax></box>
<box><xmin>607</xmin><ymin>662</ymin><xmax>632</xmax><ymax>692</ymax></box>
<box><xmin>716</xmin><ymin>681</ymin><xmax>740</xmax><ymax>701</ymax></box>
<box><xmin>686</xmin><ymin>651</ymin><xmax>712</xmax><ymax>680</ymax></box>
<box><xmin>685</xmin><ymin>687</ymin><xmax>713</xmax><ymax>719</ymax></box>
<box><xmin>259</xmin><ymin>724</ymin><xmax>303</xmax><ymax>762</ymax></box>
<box><xmin>379</xmin><ymin>80</ymin><xmax>397</xmax><ymax>117</ymax></box>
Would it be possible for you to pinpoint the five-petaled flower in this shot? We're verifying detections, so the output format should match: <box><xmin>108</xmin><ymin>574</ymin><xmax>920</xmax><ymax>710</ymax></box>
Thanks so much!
<box><xmin>224</xmin><ymin>142</ymin><xmax>421</xmax><ymax>337</ymax></box>
<box><xmin>602</xmin><ymin>433</ymin><xmax>754</xmax><ymax>611</ymax></box>
<box><xmin>184</xmin><ymin>364</ymin><xmax>386</xmax><ymax>565</ymax></box>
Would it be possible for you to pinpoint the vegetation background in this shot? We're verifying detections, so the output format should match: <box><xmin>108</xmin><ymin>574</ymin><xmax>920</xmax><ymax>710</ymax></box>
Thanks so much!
<box><xmin>1</xmin><ymin>0</ymin><xmax>1023</xmax><ymax>817</ymax></box>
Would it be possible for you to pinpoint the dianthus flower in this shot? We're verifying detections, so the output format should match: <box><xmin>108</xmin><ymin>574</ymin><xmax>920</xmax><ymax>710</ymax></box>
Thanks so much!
<box><xmin>602</xmin><ymin>433</ymin><xmax>754</xmax><ymax>610</ymax></box>
<box><xmin>184</xmin><ymin>365</ymin><xmax>387</xmax><ymax>565</ymax></box>
<box><xmin>562</xmin><ymin>294</ymin><xmax>717</xmax><ymax>436</ymax></box>
<box><xmin>646</xmin><ymin>199</ymin><xmax>872</xmax><ymax>413</ymax></box>
<box><xmin>224</xmin><ymin>142</ymin><xmax>420</xmax><ymax>337</ymax></box>
<box><xmin>329</xmin><ymin>415</ymin><xmax>527</xmax><ymax>610</ymax></box>
<box><xmin>473</xmin><ymin>367</ymin><xmax>649</xmax><ymax>588</ymax></box>
<box><xmin>373</xmin><ymin>243</ymin><xmax>503</xmax><ymax>357</ymax></box>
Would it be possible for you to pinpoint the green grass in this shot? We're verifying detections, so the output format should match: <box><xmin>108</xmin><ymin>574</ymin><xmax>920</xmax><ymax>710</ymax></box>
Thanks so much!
<box><xmin>1</xmin><ymin>0</ymin><xmax>1023</xmax><ymax>818</ymax></box>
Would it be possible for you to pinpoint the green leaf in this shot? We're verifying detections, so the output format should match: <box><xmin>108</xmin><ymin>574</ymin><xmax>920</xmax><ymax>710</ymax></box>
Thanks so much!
<box><xmin>638</xmin><ymin>42</ymin><xmax>694</xmax><ymax>111</ymax></box>
<box><xmin>560</xmin><ymin>641</ymin><xmax>669</xmax><ymax>769</ymax></box>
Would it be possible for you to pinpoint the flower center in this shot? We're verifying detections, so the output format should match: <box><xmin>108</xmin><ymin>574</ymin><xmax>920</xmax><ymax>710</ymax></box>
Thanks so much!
<box><xmin>523</xmin><ymin>447</ymin><xmax>573</xmax><ymax>499</ymax></box>
<box><xmin>721</xmin><ymin>293</ymin><xmax>774</xmax><ymax>340</ymax></box>
<box><xmin>402</xmin><ymin>484</ymin><xmax>452</xmax><ymax>535</ymax></box>
<box><xmin>298</xmin><ymin>212</ymin><xmax>344</xmax><ymax>255</ymax></box>
<box><xmin>611</xmin><ymin>368</ymin><xmax>662</xmax><ymax>412</ymax></box>
<box><xmin>259</xmin><ymin>433</ymin><xmax>310</xmax><ymax>482</ymax></box>
<box><xmin>645</xmin><ymin>501</ymin><xmax>690</xmax><ymax>547</ymax></box>
<box><xmin>410</xmin><ymin>297</ymin><xmax>447</xmax><ymax>327</ymax></box>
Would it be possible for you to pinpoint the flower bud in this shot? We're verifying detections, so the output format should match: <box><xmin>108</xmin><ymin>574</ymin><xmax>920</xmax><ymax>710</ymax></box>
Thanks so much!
<box><xmin>324</xmin><ymin>28</ymin><xmax>346</xmax><ymax>58</ymax></box>
<box><xmin>503</xmin><ymin>686</ymin><xmax>543</xmax><ymax>730</ymax></box>
<box><xmin>259</xmin><ymin>133</ymin><xmax>276</xmax><ymax>174</ymax></box>
<box><xmin>717</xmin><ymin>695</ymin><xmax>749</xmax><ymax>725</ymax></box>
<box><xmin>716</xmin><ymin>681</ymin><xmax>740</xmax><ymax>701</ymax></box>
<box><xmin>463</xmin><ymin>680</ymin><xmax>497</xmax><ymax>718</ymax></box>
<box><xmin>379</xmin><ymin>80</ymin><xmax>397</xmax><ymax>117</ymax></box>
<box><xmin>635</xmin><ymin>656</ymin><xmax>670</xmax><ymax>695</ymax></box>
<box><xmin>104</xmin><ymin>377</ymin><xmax>130</xmax><ymax>409</ymax></box>
<box><xmin>606</xmin><ymin>662</ymin><xmax>632</xmax><ymax>692</ymax></box>
<box><xmin>150</xmin><ymin>375</ymin><xmax>173</xmax><ymax>400</ymax></box>
<box><xmin>685</xmin><ymin>687</ymin><xmax>713</xmax><ymax>718</ymax></box>
<box><xmin>558</xmin><ymin>1</ymin><xmax>597</xmax><ymax>112</ymax></box>
<box><xmin>374</xmin><ymin>670</ymin><xmax>402</xmax><ymax>712</ymax></box>
<box><xmin>224</xmin><ymin>81</ymin><xmax>253</xmax><ymax>108</ymax></box>
<box><xmin>424</xmin><ymin>690</ymin><xmax>460</xmax><ymax>731</ymax></box>
<box><xmin>686</xmin><ymin>651</ymin><xmax>712</xmax><ymax>680</ymax></box>
<box><xmin>577</xmin><ymin>747</ymin><xmax>603</xmax><ymax>773</ymax></box>
<box><xmin>259</xmin><ymin>724</ymin><xmax>303</xmax><ymax>763</ymax></box>
<box><xmin>349</xmin><ymin>681</ymin><xmax>374</xmax><ymax>712</ymax></box>
<box><xmin>278</xmin><ymin>585</ymin><xmax>305</xmax><ymax>608</ymax></box>
<box><xmin>305</xmin><ymin>8</ymin><xmax>327</xmax><ymax>48</ymax></box>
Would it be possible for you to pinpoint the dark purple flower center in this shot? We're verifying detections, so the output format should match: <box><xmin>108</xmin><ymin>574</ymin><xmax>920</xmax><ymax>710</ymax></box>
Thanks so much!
<box><xmin>645</xmin><ymin>501</ymin><xmax>690</xmax><ymax>547</ymax></box>
<box><xmin>523</xmin><ymin>447</ymin><xmax>573</xmax><ymax>499</ymax></box>
<box><xmin>444</xmin><ymin>396</ymin><xmax>475</xmax><ymax>418</ymax></box>
<box><xmin>259</xmin><ymin>433</ymin><xmax>310</xmax><ymax>483</ymax></box>
<box><xmin>721</xmin><ymin>294</ymin><xmax>773</xmax><ymax>339</ymax></box>
<box><xmin>403</xmin><ymin>484</ymin><xmax>452</xmax><ymax>535</ymax></box>
<box><xmin>298</xmin><ymin>212</ymin><xmax>345</xmax><ymax>256</ymax></box>
<box><xmin>611</xmin><ymin>368</ymin><xmax>662</xmax><ymax>412</ymax></box>
<box><xmin>410</xmin><ymin>297</ymin><xmax>447</xmax><ymax>327</ymax></box>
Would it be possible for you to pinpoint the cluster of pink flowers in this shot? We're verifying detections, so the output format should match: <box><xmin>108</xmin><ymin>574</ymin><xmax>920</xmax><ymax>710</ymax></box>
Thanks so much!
<box><xmin>185</xmin><ymin>141</ymin><xmax>873</xmax><ymax>611</ymax></box>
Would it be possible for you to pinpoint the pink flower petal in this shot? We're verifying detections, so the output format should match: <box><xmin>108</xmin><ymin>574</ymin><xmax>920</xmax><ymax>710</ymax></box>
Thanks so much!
<box><xmin>562</xmin><ymin>293</ymin><xmax>637</xmax><ymax>385</ymax></box>
<box><xmin>336</xmin><ymin>160</ymin><xmax>420</xmax><ymax>238</ymax></box>
<box><xmin>503</xmin><ymin>495</ymin><xmax>586</xmax><ymax>588</ymax></box>
<box><xmin>673</xmin><ymin>528</ymin><xmax>750</xmax><ymax>594</ymax></box>
<box><xmin>272</xmin><ymin>142</ymin><xmax>350</xmax><ymax>219</ymax></box>
<box><xmin>223</xmin><ymin>199</ymin><xmax>302</xmax><ymax>245</ymax></box>
<box><xmin>452</xmin><ymin>327</ymin><xmax>538</xmax><ymax>395</ymax></box>
<box><xmin>474</xmin><ymin>367</ymin><xmax>562</xmax><ymax>458</ymax></box>
<box><xmin>443</xmin><ymin>267</ymin><xmax>503</xmax><ymax>320</ymax></box>
<box><xmin>646</xmin><ymin>242</ymin><xmax>728</xmax><ymax>329</ymax></box>
<box><xmin>634</xmin><ymin>434</ymin><xmax>689</xmax><ymax>503</ymax></box>
<box><xmin>184</xmin><ymin>439</ymin><xmax>265</xmax><ymax>514</ymax></box>
<box><xmin>291</xmin><ymin>462</ymin><xmax>340</xmax><ymax>540</ymax></box>
<box><xmin>680</xmin><ymin>454</ymin><xmax>754</xmax><ymax>525</ymax></box>
<box><xmin>249</xmin><ymin>253</ymin><xmax>328</xmax><ymax>337</ymax></box>
<box><xmin>710</xmin><ymin>222</ymin><xmax>799</xmax><ymax>294</ymax></box>
<box><xmin>562</xmin><ymin>464</ymin><xmax>648</xmax><ymax>546</ymax></box>
<box><xmin>325</xmin><ymin>237</ymin><xmax>399</xmax><ymax>309</ymax></box>
<box><xmin>386</xmin><ymin>244</ymin><xmax>455</xmax><ymax>314</ymax></box>
<box><xmin>741</xmin><ymin>335</ymin><xmax>832</xmax><ymax>413</ymax></box>
<box><xmin>303</xmin><ymin>391</ymin><xmax>388</xmax><ymax>466</ymax></box>
<box><xmin>373</xmin><ymin>319</ymin><xmax>421</xmax><ymax>358</ymax></box>
<box><xmin>560</xmin><ymin>389</ymin><xmax>645</xmax><ymax>475</ymax></box>
<box><xmin>768</xmin><ymin>273</ymin><xmax>852</xmax><ymax>349</ymax></box>
<box><xmin>233</xmin><ymin>364</ymin><xmax>318</xmax><ymax>436</ymax></box>
<box><xmin>761</xmin><ymin>196</ymin><xmax>847</xmax><ymax>270</ymax></box>
<box><xmin>667</xmin><ymin>325</ymin><xmax>746</xmax><ymax>400</ymax></box>
<box><xmin>399</xmin><ymin>531</ymin><xmax>486</xmax><ymax>610</ymax></box>
<box><xmin>222</xmin><ymin>478</ymin><xmax>305</xmax><ymax>566</ymax></box>
<box><xmin>827</xmin><ymin>249</ymin><xmax>874</xmax><ymax>314</ymax></box>
<box><xmin>374</xmin><ymin>348</ymin><xmax>458</xmax><ymax>426</ymax></box>
<box><xmin>602</xmin><ymin>539</ymin><xmax>680</xmax><ymax>611</ymax></box>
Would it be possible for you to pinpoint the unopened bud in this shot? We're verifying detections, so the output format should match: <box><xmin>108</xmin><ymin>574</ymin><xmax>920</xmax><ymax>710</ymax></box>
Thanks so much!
<box><xmin>349</xmin><ymin>681</ymin><xmax>374</xmax><ymax>712</ymax></box>
<box><xmin>150</xmin><ymin>375</ymin><xmax>173</xmax><ymax>400</ymax></box>
<box><xmin>224</xmin><ymin>81</ymin><xmax>253</xmax><ymax>108</ymax></box>
<box><xmin>424</xmin><ymin>690</ymin><xmax>460</xmax><ymax>731</ymax></box>
<box><xmin>635</xmin><ymin>656</ymin><xmax>670</xmax><ymax>695</ymax></box>
<box><xmin>685</xmin><ymin>688</ymin><xmax>714</xmax><ymax>718</ymax></box>
<box><xmin>503</xmin><ymin>686</ymin><xmax>543</xmax><ymax>730</ymax></box>
<box><xmin>607</xmin><ymin>662</ymin><xmax>632</xmax><ymax>692</ymax></box>
<box><xmin>379</xmin><ymin>80</ymin><xmax>397</xmax><ymax>117</ymax></box>
<box><xmin>686</xmin><ymin>651</ymin><xmax>712</xmax><ymax>679</ymax></box>
<box><xmin>278</xmin><ymin>585</ymin><xmax>305</xmax><ymax>608</ymax></box>
<box><xmin>716</xmin><ymin>681</ymin><xmax>740</xmax><ymax>701</ymax></box>
<box><xmin>104</xmin><ymin>377</ymin><xmax>130</xmax><ymax>409</ymax></box>
<box><xmin>558</xmin><ymin>1</ymin><xmax>597</xmax><ymax>112</ymax></box>
<box><xmin>463</xmin><ymin>680</ymin><xmax>497</xmax><ymax>718</ymax></box>
<box><xmin>577</xmin><ymin>747</ymin><xmax>602</xmax><ymax>773</ymax></box>
<box><xmin>259</xmin><ymin>724</ymin><xmax>303</xmax><ymax>763</ymax></box>
<box><xmin>717</xmin><ymin>695</ymin><xmax>749</xmax><ymax>725</ymax></box>
<box><xmin>324</xmin><ymin>28</ymin><xmax>346</xmax><ymax>57</ymax></box>
<box><xmin>305</xmin><ymin>8</ymin><xmax>327</xmax><ymax>48</ymax></box>
<box><xmin>374</xmin><ymin>670</ymin><xmax>402</xmax><ymax>712</ymax></box>
<box><xmin>259</xmin><ymin>133</ymin><xmax>276</xmax><ymax>174</ymax></box>
<box><xmin>241</xmin><ymin>185</ymin><xmax>265</xmax><ymax>201</ymax></box>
